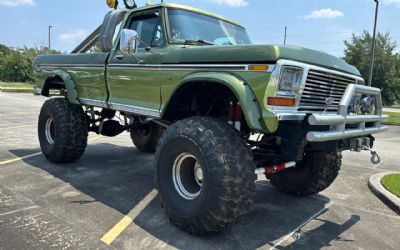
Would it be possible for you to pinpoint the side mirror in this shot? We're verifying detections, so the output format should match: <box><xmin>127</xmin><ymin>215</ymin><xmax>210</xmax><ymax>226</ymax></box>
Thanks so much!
<box><xmin>120</xmin><ymin>29</ymin><xmax>138</xmax><ymax>54</ymax></box>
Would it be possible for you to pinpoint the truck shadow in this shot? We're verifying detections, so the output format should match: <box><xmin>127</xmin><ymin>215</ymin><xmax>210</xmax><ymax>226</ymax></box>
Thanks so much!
<box><xmin>12</xmin><ymin>143</ymin><xmax>360</xmax><ymax>249</ymax></box>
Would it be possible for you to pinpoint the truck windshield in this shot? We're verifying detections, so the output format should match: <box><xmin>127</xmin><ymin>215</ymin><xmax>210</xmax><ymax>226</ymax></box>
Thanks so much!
<box><xmin>167</xmin><ymin>9</ymin><xmax>251</xmax><ymax>46</ymax></box>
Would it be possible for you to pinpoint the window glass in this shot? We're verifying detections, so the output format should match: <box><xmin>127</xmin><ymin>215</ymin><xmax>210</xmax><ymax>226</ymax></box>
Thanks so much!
<box><xmin>168</xmin><ymin>9</ymin><xmax>251</xmax><ymax>45</ymax></box>
<box><xmin>129</xmin><ymin>12</ymin><xmax>164</xmax><ymax>48</ymax></box>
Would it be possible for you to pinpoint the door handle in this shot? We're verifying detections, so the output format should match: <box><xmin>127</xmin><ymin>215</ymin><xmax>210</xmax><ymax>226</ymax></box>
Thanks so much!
<box><xmin>115</xmin><ymin>55</ymin><xmax>124</xmax><ymax>60</ymax></box>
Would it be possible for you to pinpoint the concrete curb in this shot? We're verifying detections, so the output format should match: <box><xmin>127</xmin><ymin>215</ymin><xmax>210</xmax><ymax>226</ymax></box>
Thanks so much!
<box><xmin>368</xmin><ymin>172</ymin><xmax>400</xmax><ymax>215</ymax></box>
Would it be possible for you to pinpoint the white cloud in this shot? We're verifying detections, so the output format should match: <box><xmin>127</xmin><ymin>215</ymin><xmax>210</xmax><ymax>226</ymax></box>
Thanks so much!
<box><xmin>206</xmin><ymin>0</ymin><xmax>248</xmax><ymax>7</ymax></box>
<box><xmin>382</xmin><ymin>0</ymin><xmax>400</xmax><ymax>7</ymax></box>
<box><xmin>0</xmin><ymin>0</ymin><xmax>35</xmax><ymax>7</ymax></box>
<box><xmin>305</xmin><ymin>8</ymin><xmax>344</xmax><ymax>20</ymax></box>
<box><xmin>58</xmin><ymin>30</ymin><xmax>87</xmax><ymax>45</ymax></box>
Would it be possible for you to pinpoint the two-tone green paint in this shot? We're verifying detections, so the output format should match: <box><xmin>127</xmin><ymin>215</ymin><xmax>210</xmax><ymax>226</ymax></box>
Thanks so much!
<box><xmin>34</xmin><ymin>3</ymin><xmax>362</xmax><ymax>134</ymax></box>
<box><xmin>161</xmin><ymin>71</ymin><xmax>269</xmax><ymax>131</ymax></box>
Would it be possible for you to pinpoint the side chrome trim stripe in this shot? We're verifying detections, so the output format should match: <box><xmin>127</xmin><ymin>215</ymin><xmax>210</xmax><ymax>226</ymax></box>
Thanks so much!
<box><xmin>38</xmin><ymin>64</ymin><xmax>105</xmax><ymax>68</ymax></box>
<box><xmin>109</xmin><ymin>102</ymin><xmax>160</xmax><ymax>118</ymax></box>
<box><xmin>80</xmin><ymin>98</ymin><xmax>105</xmax><ymax>107</ymax></box>
<box><xmin>37</xmin><ymin>64</ymin><xmax>275</xmax><ymax>72</ymax></box>
<box><xmin>79</xmin><ymin>98</ymin><xmax>160</xmax><ymax>118</ymax></box>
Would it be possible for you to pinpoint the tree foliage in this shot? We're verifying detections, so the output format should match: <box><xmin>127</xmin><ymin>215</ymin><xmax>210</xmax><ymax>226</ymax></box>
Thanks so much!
<box><xmin>344</xmin><ymin>31</ymin><xmax>400</xmax><ymax>105</ymax></box>
<box><xmin>0</xmin><ymin>44</ymin><xmax>60</xmax><ymax>83</ymax></box>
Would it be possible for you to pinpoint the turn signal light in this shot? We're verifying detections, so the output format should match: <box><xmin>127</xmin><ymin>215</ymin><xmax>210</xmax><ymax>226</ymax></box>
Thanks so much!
<box><xmin>267</xmin><ymin>97</ymin><xmax>296</xmax><ymax>106</ymax></box>
<box><xmin>248</xmin><ymin>65</ymin><xmax>269</xmax><ymax>71</ymax></box>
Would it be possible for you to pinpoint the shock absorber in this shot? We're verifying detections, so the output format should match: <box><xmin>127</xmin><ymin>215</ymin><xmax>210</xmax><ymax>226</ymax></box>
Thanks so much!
<box><xmin>255</xmin><ymin>161</ymin><xmax>297</xmax><ymax>175</ymax></box>
<box><xmin>227</xmin><ymin>102</ymin><xmax>242</xmax><ymax>131</ymax></box>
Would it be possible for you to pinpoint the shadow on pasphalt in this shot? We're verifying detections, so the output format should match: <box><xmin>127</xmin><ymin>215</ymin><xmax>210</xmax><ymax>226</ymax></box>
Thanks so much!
<box><xmin>13</xmin><ymin>143</ymin><xmax>359</xmax><ymax>250</ymax></box>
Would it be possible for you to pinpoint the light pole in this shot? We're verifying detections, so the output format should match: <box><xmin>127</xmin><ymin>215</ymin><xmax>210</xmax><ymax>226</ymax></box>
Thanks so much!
<box><xmin>48</xmin><ymin>25</ymin><xmax>52</xmax><ymax>53</ymax></box>
<box><xmin>284</xmin><ymin>26</ymin><xmax>287</xmax><ymax>45</ymax></box>
<box><xmin>368</xmin><ymin>0</ymin><xmax>379</xmax><ymax>87</ymax></box>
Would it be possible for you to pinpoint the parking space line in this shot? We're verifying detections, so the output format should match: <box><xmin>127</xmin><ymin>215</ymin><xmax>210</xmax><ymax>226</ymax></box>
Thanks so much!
<box><xmin>100</xmin><ymin>189</ymin><xmax>158</xmax><ymax>245</ymax></box>
<box><xmin>381</xmin><ymin>137</ymin><xmax>400</xmax><ymax>141</ymax></box>
<box><xmin>0</xmin><ymin>152</ymin><xmax>43</xmax><ymax>165</ymax></box>
<box><xmin>339</xmin><ymin>204</ymin><xmax>400</xmax><ymax>220</ymax></box>
<box><xmin>373</xmin><ymin>152</ymin><xmax>396</xmax><ymax>169</ymax></box>
<box><xmin>269</xmin><ymin>202</ymin><xmax>334</xmax><ymax>250</ymax></box>
<box><xmin>0</xmin><ymin>136</ymin><xmax>103</xmax><ymax>166</ymax></box>
<box><xmin>0</xmin><ymin>205</ymin><xmax>39</xmax><ymax>216</ymax></box>
<box><xmin>0</xmin><ymin>124</ymin><xmax>36</xmax><ymax>130</ymax></box>
<box><xmin>343</xmin><ymin>163</ymin><xmax>381</xmax><ymax>171</ymax></box>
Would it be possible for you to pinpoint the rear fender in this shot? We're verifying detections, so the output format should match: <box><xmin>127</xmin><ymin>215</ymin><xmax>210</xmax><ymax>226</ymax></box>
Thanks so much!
<box><xmin>43</xmin><ymin>69</ymin><xmax>80</xmax><ymax>105</ymax></box>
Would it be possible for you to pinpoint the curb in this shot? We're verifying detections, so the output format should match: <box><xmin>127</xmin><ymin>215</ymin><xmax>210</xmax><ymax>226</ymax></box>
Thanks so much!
<box><xmin>368</xmin><ymin>172</ymin><xmax>400</xmax><ymax>215</ymax></box>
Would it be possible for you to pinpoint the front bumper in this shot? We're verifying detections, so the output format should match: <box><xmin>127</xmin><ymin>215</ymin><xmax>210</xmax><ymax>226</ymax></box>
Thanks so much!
<box><xmin>306</xmin><ymin>84</ymin><xmax>388</xmax><ymax>142</ymax></box>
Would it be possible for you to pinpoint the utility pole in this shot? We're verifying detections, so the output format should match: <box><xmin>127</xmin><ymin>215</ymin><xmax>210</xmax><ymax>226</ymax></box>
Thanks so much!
<box><xmin>284</xmin><ymin>26</ymin><xmax>287</xmax><ymax>45</ymax></box>
<box><xmin>368</xmin><ymin>0</ymin><xmax>379</xmax><ymax>87</ymax></box>
<box><xmin>48</xmin><ymin>25</ymin><xmax>52</xmax><ymax>53</ymax></box>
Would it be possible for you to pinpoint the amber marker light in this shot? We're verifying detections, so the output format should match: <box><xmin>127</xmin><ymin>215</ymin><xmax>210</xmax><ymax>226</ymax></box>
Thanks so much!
<box><xmin>248</xmin><ymin>65</ymin><xmax>269</xmax><ymax>71</ymax></box>
<box><xmin>267</xmin><ymin>97</ymin><xmax>296</xmax><ymax>106</ymax></box>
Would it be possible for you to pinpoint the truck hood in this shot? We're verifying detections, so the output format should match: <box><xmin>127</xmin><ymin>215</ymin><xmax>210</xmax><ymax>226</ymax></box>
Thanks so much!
<box><xmin>176</xmin><ymin>44</ymin><xmax>360</xmax><ymax>76</ymax></box>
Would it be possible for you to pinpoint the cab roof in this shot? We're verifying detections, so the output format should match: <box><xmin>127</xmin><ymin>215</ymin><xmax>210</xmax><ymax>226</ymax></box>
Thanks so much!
<box><xmin>127</xmin><ymin>2</ymin><xmax>244</xmax><ymax>28</ymax></box>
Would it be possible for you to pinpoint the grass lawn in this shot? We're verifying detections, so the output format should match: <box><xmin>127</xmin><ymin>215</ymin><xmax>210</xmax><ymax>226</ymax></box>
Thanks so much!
<box><xmin>389</xmin><ymin>104</ymin><xmax>400</xmax><ymax>109</ymax></box>
<box><xmin>382</xmin><ymin>111</ymin><xmax>400</xmax><ymax>126</ymax></box>
<box><xmin>384</xmin><ymin>104</ymin><xmax>400</xmax><ymax>109</ymax></box>
<box><xmin>381</xmin><ymin>174</ymin><xmax>400</xmax><ymax>198</ymax></box>
<box><xmin>0</xmin><ymin>82</ymin><xmax>33</xmax><ymax>93</ymax></box>
<box><xmin>0</xmin><ymin>81</ymin><xmax>33</xmax><ymax>89</ymax></box>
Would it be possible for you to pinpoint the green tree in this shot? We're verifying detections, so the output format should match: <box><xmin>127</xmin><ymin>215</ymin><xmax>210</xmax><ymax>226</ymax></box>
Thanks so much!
<box><xmin>2</xmin><ymin>51</ymin><xmax>34</xmax><ymax>82</ymax></box>
<box><xmin>0</xmin><ymin>43</ymin><xmax>61</xmax><ymax>83</ymax></box>
<box><xmin>0</xmin><ymin>44</ymin><xmax>12</xmax><ymax>56</ymax></box>
<box><xmin>343</xmin><ymin>31</ymin><xmax>400</xmax><ymax>105</ymax></box>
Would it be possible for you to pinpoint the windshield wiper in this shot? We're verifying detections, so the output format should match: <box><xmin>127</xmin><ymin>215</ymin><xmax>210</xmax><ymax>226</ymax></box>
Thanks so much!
<box><xmin>184</xmin><ymin>39</ymin><xmax>216</xmax><ymax>46</ymax></box>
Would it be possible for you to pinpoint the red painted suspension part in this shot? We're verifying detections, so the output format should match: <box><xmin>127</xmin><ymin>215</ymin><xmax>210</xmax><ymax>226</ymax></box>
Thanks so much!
<box><xmin>255</xmin><ymin>161</ymin><xmax>296</xmax><ymax>175</ymax></box>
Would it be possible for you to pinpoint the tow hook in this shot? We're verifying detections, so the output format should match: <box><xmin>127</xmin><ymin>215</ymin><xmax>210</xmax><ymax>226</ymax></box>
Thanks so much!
<box><xmin>255</xmin><ymin>161</ymin><xmax>296</xmax><ymax>175</ymax></box>
<box><xmin>349</xmin><ymin>137</ymin><xmax>381</xmax><ymax>164</ymax></box>
<box><xmin>363</xmin><ymin>146</ymin><xmax>381</xmax><ymax>164</ymax></box>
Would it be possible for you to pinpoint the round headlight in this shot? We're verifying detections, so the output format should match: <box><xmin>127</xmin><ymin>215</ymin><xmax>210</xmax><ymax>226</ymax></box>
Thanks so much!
<box><xmin>360</xmin><ymin>96</ymin><xmax>376</xmax><ymax>114</ymax></box>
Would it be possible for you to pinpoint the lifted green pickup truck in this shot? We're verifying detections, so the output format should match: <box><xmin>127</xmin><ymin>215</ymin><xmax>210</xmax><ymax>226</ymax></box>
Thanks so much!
<box><xmin>34</xmin><ymin>1</ymin><xmax>388</xmax><ymax>235</ymax></box>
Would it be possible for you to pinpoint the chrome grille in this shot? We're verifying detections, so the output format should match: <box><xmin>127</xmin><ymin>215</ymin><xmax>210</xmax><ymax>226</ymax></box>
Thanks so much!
<box><xmin>299</xmin><ymin>69</ymin><xmax>357</xmax><ymax>112</ymax></box>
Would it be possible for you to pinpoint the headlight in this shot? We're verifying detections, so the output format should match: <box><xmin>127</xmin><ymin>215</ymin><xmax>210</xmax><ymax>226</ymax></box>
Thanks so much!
<box><xmin>278</xmin><ymin>66</ymin><xmax>303</xmax><ymax>95</ymax></box>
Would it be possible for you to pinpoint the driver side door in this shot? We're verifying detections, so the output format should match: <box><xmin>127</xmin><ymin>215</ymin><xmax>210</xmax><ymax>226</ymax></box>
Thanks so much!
<box><xmin>107</xmin><ymin>9</ymin><xmax>165</xmax><ymax>117</ymax></box>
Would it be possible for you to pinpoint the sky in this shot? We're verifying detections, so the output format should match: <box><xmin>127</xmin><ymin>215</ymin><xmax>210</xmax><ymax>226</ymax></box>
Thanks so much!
<box><xmin>0</xmin><ymin>0</ymin><xmax>399</xmax><ymax>57</ymax></box>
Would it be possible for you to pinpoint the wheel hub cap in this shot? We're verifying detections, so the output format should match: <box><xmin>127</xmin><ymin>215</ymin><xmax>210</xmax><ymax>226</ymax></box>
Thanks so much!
<box><xmin>45</xmin><ymin>117</ymin><xmax>55</xmax><ymax>144</ymax></box>
<box><xmin>172</xmin><ymin>153</ymin><xmax>203</xmax><ymax>200</ymax></box>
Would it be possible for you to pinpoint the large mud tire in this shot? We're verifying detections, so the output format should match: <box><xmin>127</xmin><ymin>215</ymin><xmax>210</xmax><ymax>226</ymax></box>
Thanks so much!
<box><xmin>38</xmin><ymin>98</ymin><xmax>88</xmax><ymax>163</ymax></box>
<box><xmin>269</xmin><ymin>152</ymin><xmax>342</xmax><ymax>196</ymax></box>
<box><xmin>130</xmin><ymin>123</ymin><xmax>162</xmax><ymax>153</ymax></box>
<box><xmin>155</xmin><ymin>117</ymin><xmax>256</xmax><ymax>235</ymax></box>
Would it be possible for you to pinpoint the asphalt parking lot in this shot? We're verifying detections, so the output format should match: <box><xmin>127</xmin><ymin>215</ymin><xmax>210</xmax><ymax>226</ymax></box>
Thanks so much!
<box><xmin>0</xmin><ymin>92</ymin><xmax>399</xmax><ymax>250</ymax></box>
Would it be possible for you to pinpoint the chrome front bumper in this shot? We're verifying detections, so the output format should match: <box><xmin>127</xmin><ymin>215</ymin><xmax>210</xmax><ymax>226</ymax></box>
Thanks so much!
<box><xmin>306</xmin><ymin>84</ymin><xmax>389</xmax><ymax>142</ymax></box>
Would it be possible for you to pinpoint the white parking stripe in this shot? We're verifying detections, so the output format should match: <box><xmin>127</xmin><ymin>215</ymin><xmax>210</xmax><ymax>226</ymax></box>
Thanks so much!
<box><xmin>373</xmin><ymin>152</ymin><xmax>396</xmax><ymax>169</ymax></box>
<box><xmin>0</xmin><ymin>205</ymin><xmax>39</xmax><ymax>216</ymax></box>
<box><xmin>381</xmin><ymin>138</ymin><xmax>400</xmax><ymax>141</ymax></box>
<box><xmin>268</xmin><ymin>202</ymin><xmax>334</xmax><ymax>250</ymax></box>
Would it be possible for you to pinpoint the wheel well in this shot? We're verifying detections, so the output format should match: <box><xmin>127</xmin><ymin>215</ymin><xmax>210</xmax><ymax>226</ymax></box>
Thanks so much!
<box><xmin>162</xmin><ymin>81</ymin><xmax>249</xmax><ymax>130</ymax></box>
<box><xmin>42</xmin><ymin>76</ymin><xmax>65</xmax><ymax>97</ymax></box>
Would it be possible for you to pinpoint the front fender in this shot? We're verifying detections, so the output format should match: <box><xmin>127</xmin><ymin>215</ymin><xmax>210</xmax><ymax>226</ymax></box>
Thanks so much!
<box><xmin>44</xmin><ymin>69</ymin><xmax>80</xmax><ymax>105</ymax></box>
<box><xmin>163</xmin><ymin>72</ymin><xmax>267</xmax><ymax>132</ymax></box>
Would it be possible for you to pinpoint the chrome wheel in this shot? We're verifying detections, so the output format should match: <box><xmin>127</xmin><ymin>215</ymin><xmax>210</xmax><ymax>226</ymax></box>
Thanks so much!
<box><xmin>45</xmin><ymin>117</ymin><xmax>55</xmax><ymax>144</ymax></box>
<box><xmin>172</xmin><ymin>153</ymin><xmax>203</xmax><ymax>200</ymax></box>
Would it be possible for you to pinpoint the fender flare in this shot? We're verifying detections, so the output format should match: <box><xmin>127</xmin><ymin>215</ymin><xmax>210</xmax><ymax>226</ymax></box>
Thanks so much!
<box><xmin>43</xmin><ymin>69</ymin><xmax>80</xmax><ymax>105</ymax></box>
<box><xmin>162</xmin><ymin>72</ymin><xmax>267</xmax><ymax>132</ymax></box>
